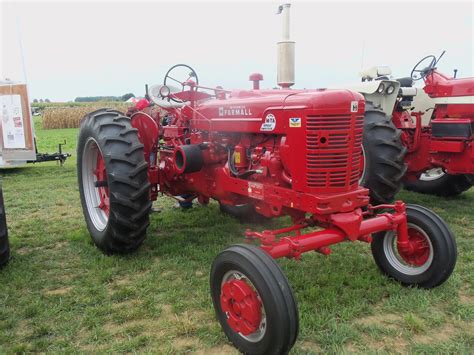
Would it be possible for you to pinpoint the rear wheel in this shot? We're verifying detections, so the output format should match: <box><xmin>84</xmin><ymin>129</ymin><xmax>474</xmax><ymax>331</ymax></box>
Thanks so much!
<box><xmin>361</xmin><ymin>103</ymin><xmax>407</xmax><ymax>205</ymax></box>
<box><xmin>77</xmin><ymin>109</ymin><xmax>151</xmax><ymax>254</ymax></box>
<box><xmin>404</xmin><ymin>169</ymin><xmax>473</xmax><ymax>197</ymax></box>
<box><xmin>0</xmin><ymin>185</ymin><xmax>10</xmax><ymax>268</ymax></box>
<box><xmin>211</xmin><ymin>244</ymin><xmax>298</xmax><ymax>354</ymax></box>
<box><xmin>371</xmin><ymin>204</ymin><xmax>456</xmax><ymax>288</ymax></box>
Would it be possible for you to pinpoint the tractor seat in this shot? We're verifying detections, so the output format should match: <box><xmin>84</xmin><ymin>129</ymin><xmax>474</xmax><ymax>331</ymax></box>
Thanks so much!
<box><xmin>397</xmin><ymin>77</ymin><xmax>413</xmax><ymax>87</ymax></box>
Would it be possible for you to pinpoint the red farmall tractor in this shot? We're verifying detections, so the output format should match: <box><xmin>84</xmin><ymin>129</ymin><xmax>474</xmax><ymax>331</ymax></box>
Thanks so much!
<box><xmin>395</xmin><ymin>52</ymin><xmax>474</xmax><ymax>196</ymax></box>
<box><xmin>77</xmin><ymin>63</ymin><xmax>457</xmax><ymax>353</ymax></box>
<box><xmin>356</xmin><ymin>52</ymin><xmax>474</xmax><ymax>199</ymax></box>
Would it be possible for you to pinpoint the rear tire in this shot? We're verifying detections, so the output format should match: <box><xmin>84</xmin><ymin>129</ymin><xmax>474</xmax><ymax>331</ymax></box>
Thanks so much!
<box><xmin>371</xmin><ymin>204</ymin><xmax>456</xmax><ymax>288</ymax></box>
<box><xmin>0</xmin><ymin>185</ymin><xmax>10</xmax><ymax>268</ymax></box>
<box><xmin>211</xmin><ymin>244</ymin><xmax>299</xmax><ymax>354</ymax></box>
<box><xmin>404</xmin><ymin>169</ymin><xmax>473</xmax><ymax>197</ymax></box>
<box><xmin>361</xmin><ymin>103</ymin><xmax>407</xmax><ymax>204</ymax></box>
<box><xmin>77</xmin><ymin>109</ymin><xmax>151</xmax><ymax>254</ymax></box>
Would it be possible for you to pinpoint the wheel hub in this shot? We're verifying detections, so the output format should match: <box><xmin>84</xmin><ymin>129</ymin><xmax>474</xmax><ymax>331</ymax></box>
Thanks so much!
<box><xmin>94</xmin><ymin>152</ymin><xmax>109</xmax><ymax>216</ymax></box>
<box><xmin>220</xmin><ymin>279</ymin><xmax>262</xmax><ymax>336</ymax></box>
<box><xmin>397</xmin><ymin>227</ymin><xmax>430</xmax><ymax>266</ymax></box>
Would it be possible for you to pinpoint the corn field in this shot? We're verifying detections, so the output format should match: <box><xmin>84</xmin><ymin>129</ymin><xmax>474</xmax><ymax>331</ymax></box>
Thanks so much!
<box><xmin>42</xmin><ymin>103</ymin><xmax>129</xmax><ymax>129</ymax></box>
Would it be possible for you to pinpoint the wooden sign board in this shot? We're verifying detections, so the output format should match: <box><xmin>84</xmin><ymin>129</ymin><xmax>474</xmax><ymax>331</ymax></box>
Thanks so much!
<box><xmin>0</xmin><ymin>82</ymin><xmax>36</xmax><ymax>165</ymax></box>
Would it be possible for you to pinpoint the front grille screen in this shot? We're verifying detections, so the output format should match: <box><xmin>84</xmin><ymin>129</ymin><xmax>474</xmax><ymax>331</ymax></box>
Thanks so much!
<box><xmin>306</xmin><ymin>114</ymin><xmax>363</xmax><ymax>189</ymax></box>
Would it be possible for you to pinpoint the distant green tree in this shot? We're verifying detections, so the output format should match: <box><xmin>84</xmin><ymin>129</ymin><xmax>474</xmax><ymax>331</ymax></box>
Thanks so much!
<box><xmin>45</xmin><ymin>98</ymin><xmax>51</xmax><ymax>103</ymax></box>
<box><xmin>39</xmin><ymin>99</ymin><xmax>44</xmax><ymax>103</ymax></box>
<box><xmin>33</xmin><ymin>99</ymin><xmax>38</xmax><ymax>103</ymax></box>
<box><xmin>121</xmin><ymin>93</ymin><xmax>135</xmax><ymax>101</ymax></box>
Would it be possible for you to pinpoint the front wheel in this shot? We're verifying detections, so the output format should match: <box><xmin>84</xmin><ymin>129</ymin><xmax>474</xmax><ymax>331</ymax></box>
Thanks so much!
<box><xmin>211</xmin><ymin>244</ymin><xmax>299</xmax><ymax>354</ymax></box>
<box><xmin>404</xmin><ymin>168</ymin><xmax>473</xmax><ymax>197</ymax></box>
<box><xmin>371</xmin><ymin>204</ymin><xmax>456</xmax><ymax>288</ymax></box>
<box><xmin>77</xmin><ymin>109</ymin><xmax>152</xmax><ymax>254</ymax></box>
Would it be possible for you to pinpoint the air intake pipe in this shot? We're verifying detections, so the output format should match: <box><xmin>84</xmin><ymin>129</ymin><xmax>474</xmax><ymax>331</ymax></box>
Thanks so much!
<box><xmin>174</xmin><ymin>145</ymin><xmax>204</xmax><ymax>174</ymax></box>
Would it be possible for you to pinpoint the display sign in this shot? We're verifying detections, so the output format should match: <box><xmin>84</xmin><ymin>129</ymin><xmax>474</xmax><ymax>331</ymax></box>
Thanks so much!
<box><xmin>0</xmin><ymin>82</ymin><xmax>36</xmax><ymax>165</ymax></box>
<box><xmin>1</xmin><ymin>95</ymin><xmax>26</xmax><ymax>149</ymax></box>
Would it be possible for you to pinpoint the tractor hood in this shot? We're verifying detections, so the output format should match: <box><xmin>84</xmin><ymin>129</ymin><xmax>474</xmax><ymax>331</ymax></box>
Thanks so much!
<box><xmin>191</xmin><ymin>89</ymin><xmax>365</xmax><ymax>133</ymax></box>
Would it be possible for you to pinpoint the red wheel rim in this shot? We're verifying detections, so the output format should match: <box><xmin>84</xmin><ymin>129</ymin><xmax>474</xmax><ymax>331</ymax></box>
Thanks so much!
<box><xmin>94</xmin><ymin>151</ymin><xmax>109</xmax><ymax>216</ymax></box>
<box><xmin>220</xmin><ymin>278</ymin><xmax>262</xmax><ymax>336</ymax></box>
<box><xmin>397</xmin><ymin>227</ymin><xmax>431</xmax><ymax>266</ymax></box>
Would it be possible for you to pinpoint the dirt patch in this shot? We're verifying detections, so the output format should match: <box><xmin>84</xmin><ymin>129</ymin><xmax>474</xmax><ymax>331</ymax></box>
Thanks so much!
<box><xmin>351</xmin><ymin>313</ymin><xmax>408</xmax><ymax>352</ymax></box>
<box><xmin>15</xmin><ymin>319</ymin><xmax>33</xmax><ymax>338</ymax></box>
<box><xmin>78</xmin><ymin>343</ymin><xmax>108</xmax><ymax>352</ymax></box>
<box><xmin>412</xmin><ymin>323</ymin><xmax>456</xmax><ymax>344</ymax></box>
<box><xmin>103</xmin><ymin>318</ymin><xmax>166</xmax><ymax>338</ymax></box>
<box><xmin>354</xmin><ymin>313</ymin><xmax>402</xmax><ymax>329</ymax></box>
<box><xmin>172</xmin><ymin>336</ymin><xmax>200</xmax><ymax>350</ymax></box>
<box><xmin>108</xmin><ymin>270</ymin><xmax>150</xmax><ymax>289</ymax></box>
<box><xmin>196</xmin><ymin>344</ymin><xmax>238</xmax><ymax>354</ymax></box>
<box><xmin>300</xmin><ymin>340</ymin><xmax>322</xmax><ymax>352</ymax></box>
<box><xmin>51</xmin><ymin>241</ymin><xmax>68</xmax><ymax>249</ymax></box>
<box><xmin>161</xmin><ymin>304</ymin><xmax>175</xmax><ymax>321</ymax></box>
<box><xmin>111</xmin><ymin>298</ymin><xmax>143</xmax><ymax>310</ymax></box>
<box><xmin>459</xmin><ymin>289</ymin><xmax>474</xmax><ymax>305</ymax></box>
<box><xmin>16</xmin><ymin>246</ymin><xmax>43</xmax><ymax>255</ymax></box>
<box><xmin>16</xmin><ymin>241</ymin><xmax>68</xmax><ymax>255</ymax></box>
<box><xmin>350</xmin><ymin>334</ymin><xmax>408</xmax><ymax>353</ymax></box>
<box><xmin>44</xmin><ymin>286</ymin><xmax>73</xmax><ymax>296</ymax></box>
<box><xmin>114</xmin><ymin>277</ymin><xmax>132</xmax><ymax>287</ymax></box>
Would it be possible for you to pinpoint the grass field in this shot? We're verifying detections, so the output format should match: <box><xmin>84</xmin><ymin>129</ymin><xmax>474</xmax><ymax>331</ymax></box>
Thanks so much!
<box><xmin>0</xmin><ymin>116</ymin><xmax>472</xmax><ymax>353</ymax></box>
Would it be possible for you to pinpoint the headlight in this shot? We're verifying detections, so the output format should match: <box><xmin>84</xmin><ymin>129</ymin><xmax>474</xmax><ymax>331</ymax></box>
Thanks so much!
<box><xmin>386</xmin><ymin>85</ymin><xmax>395</xmax><ymax>95</ymax></box>
<box><xmin>377</xmin><ymin>83</ymin><xmax>385</xmax><ymax>93</ymax></box>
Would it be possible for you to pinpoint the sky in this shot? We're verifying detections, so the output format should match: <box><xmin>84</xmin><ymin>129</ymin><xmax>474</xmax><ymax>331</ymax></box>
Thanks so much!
<box><xmin>1</xmin><ymin>0</ymin><xmax>473</xmax><ymax>102</ymax></box>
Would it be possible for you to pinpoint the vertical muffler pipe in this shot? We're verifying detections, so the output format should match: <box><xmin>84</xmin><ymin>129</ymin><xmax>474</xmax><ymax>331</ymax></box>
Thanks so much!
<box><xmin>277</xmin><ymin>3</ymin><xmax>295</xmax><ymax>89</ymax></box>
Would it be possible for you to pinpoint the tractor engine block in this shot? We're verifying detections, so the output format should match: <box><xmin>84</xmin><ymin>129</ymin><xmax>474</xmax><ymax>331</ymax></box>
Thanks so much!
<box><xmin>130</xmin><ymin>89</ymin><xmax>367</xmax><ymax>219</ymax></box>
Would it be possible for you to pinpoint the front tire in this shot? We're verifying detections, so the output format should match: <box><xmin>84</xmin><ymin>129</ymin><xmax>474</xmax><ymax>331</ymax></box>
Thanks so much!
<box><xmin>404</xmin><ymin>169</ymin><xmax>473</xmax><ymax>197</ymax></box>
<box><xmin>77</xmin><ymin>109</ymin><xmax>151</xmax><ymax>254</ymax></box>
<box><xmin>371</xmin><ymin>204</ymin><xmax>456</xmax><ymax>288</ymax></box>
<box><xmin>211</xmin><ymin>244</ymin><xmax>298</xmax><ymax>354</ymax></box>
<box><xmin>361</xmin><ymin>103</ymin><xmax>407</xmax><ymax>204</ymax></box>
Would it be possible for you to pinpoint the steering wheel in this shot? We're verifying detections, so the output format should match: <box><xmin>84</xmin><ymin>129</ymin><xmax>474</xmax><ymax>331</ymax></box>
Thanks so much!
<box><xmin>163</xmin><ymin>64</ymin><xmax>199</xmax><ymax>103</ymax></box>
<box><xmin>411</xmin><ymin>55</ymin><xmax>437</xmax><ymax>81</ymax></box>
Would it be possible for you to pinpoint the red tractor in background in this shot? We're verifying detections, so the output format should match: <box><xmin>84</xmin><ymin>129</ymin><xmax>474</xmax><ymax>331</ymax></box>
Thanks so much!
<box><xmin>77</xmin><ymin>63</ymin><xmax>457</xmax><ymax>353</ymax></box>
<box><xmin>355</xmin><ymin>52</ymin><xmax>473</xmax><ymax>200</ymax></box>
<box><xmin>395</xmin><ymin>52</ymin><xmax>474</xmax><ymax>196</ymax></box>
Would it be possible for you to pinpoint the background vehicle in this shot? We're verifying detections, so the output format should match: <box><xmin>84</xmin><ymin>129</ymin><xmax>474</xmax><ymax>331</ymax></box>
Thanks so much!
<box><xmin>0</xmin><ymin>80</ymin><xmax>70</xmax><ymax>167</ymax></box>
<box><xmin>355</xmin><ymin>52</ymin><xmax>473</xmax><ymax>198</ymax></box>
<box><xmin>396</xmin><ymin>52</ymin><xmax>473</xmax><ymax>196</ymax></box>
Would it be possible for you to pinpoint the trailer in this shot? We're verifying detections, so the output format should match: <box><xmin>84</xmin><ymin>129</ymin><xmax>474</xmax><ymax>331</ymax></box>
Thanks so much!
<box><xmin>0</xmin><ymin>80</ymin><xmax>70</xmax><ymax>167</ymax></box>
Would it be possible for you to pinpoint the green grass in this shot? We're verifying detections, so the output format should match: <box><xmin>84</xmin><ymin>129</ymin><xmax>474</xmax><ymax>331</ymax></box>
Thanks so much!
<box><xmin>0</xmin><ymin>117</ymin><xmax>472</xmax><ymax>353</ymax></box>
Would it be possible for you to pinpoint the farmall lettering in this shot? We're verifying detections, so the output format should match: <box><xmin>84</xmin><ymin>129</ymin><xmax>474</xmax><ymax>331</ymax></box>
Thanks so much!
<box><xmin>218</xmin><ymin>106</ymin><xmax>252</xmax><ymax>117</ymax></box>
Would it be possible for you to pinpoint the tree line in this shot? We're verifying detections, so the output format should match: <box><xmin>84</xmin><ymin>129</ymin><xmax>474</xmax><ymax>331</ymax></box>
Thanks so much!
<box><xmin>74</xmin><ymin>93</ymin><xmax>135</xmax><ymax>102</ymax></box>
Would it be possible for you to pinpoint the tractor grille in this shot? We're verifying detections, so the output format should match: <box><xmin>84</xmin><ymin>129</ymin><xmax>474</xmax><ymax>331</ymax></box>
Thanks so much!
<box><xmin>305</xmin><ymin>114</ymin><xmax>363</xmax><ymax>190</ymax></box>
